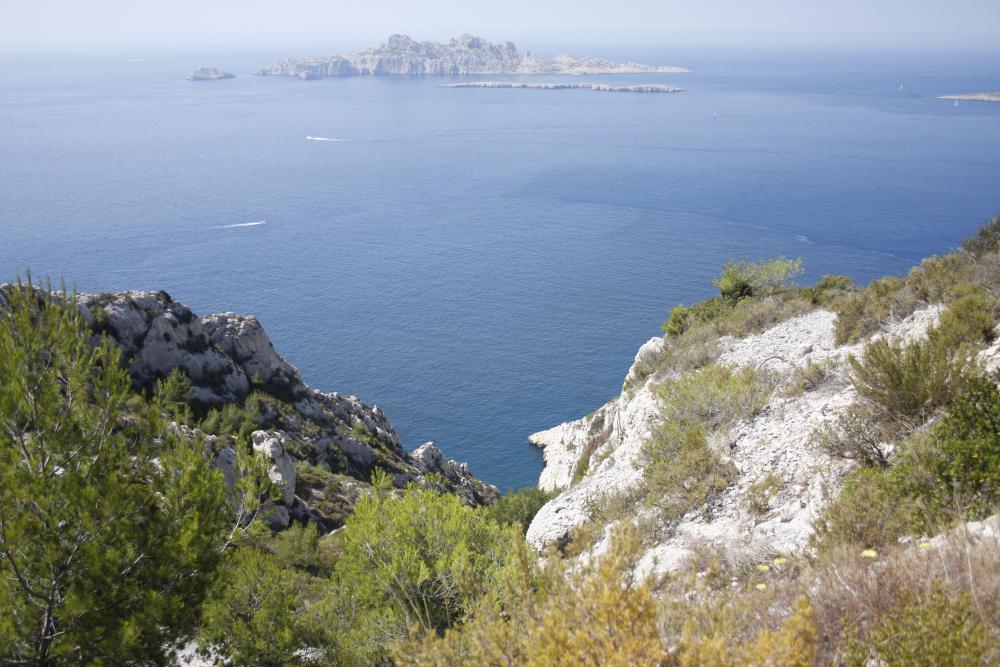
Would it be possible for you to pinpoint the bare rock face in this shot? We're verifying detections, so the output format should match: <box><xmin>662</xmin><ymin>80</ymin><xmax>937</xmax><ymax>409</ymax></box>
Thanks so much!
<box><xmin>252</xmin><ymin>430</ymin><xmax>297</xmax><ymax>506</ymax></box>
<box><xmin>201</xmin><ymin>312</ymin><xmax>300</xmax><ymax>396</ymax></box>
<box><xmin>79</xmin><ymin>291</ymin><xmax>276</xmax><ymax>407</ymax></box>
<box><xmin>256</xmin><ymin>34</ymin><xmax>689</xmax><ymax>80</ymax></box>
<box><xmin>526</xmin><ymin>305</ymin><xmax>946</xmax><ymax>577</ymax></box>
<box><xmin>412</xmin><ymin>442</ymin><xmax>500</xmax><ymax>505</ymax></box>
<box><xmin>13</xmin><ymin>286</ymin><xmax>503</xmax><ymax>532</ymax></box>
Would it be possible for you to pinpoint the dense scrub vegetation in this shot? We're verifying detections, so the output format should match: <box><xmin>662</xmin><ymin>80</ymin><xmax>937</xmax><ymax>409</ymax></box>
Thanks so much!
<box><xmin>0</xmin><ymin>283</ymin><xmax>241</xmax><ymax>663</ymax></box>
<box><xmin>2</xmin><ymin>217</ymin><xmax>999</xmax><ymax>664</ymax></box>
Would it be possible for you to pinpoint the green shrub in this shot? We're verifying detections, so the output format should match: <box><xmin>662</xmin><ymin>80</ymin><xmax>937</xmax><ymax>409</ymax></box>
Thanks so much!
<box><xmin>712</xmin><ymin>294</ymin><xmax>813</xmax><ymax>339</ymax></box>
<box><xmin>814</xmin><ymin>402</ymin><xmax>894</xmax><ymax>467</ymax></box>
<box><xmin>659</xmin><ymin>363</ymin><xmax>773</xmax><ymax>429</ymax></box>
<box><xmin>329</xmin><ymin>486</ymin><xmax>522</xmax><ymax>642</ymax></box>
<box><xmin>663</xmin><ymin>303</ymin><xmax>692</xmax><ymax>337</ymax></box>
<box><xmin>715</xmin><ymin>258</ymin><xmax>803</xmax><ymax>302</ymax></box>
<box><xmin>811</xmin><ymin>466</ymin><xmax>917</xmax><ymax>550</ymax></box>
<box><xmin>662</xmin><ymin>297</ymin><xmax>731</xmax><ymax>338</ymax></box>
<box><xmin>803</xmin><ymin>274</ymin><xmax>855</xmax><ymax>306</ymax></box>
<box><xmin>199</xmin><ymin>548</ymin><xmax>302</xmax><ymax>664</ymax></box>
<box><xmin>294</xmin><ymin>462</ymin><xmax>360</xmax><ymax>529</ymax></box>
<box><xmin>663</xmin><ymin>258</ymin><xmax>804</xmax><ymax>338</ymax></box>
<box><xmin>816</xmin><ymin>371</ymin><xmax>1000</xmax><ymax>549</ymax></box>
<box><xmin>480</xmin><ymin>487</ymin><xmax>553</xmax><ymax>530</ymax></box>
<box><xmin>962</xmin><ymin>215</ymin><xmax>1000</xmax><ymax>258</ymax></box>
<box><xmin>931</xmin><ymin>292</ymin><xmax>997</xmax><ymax>348</ymax></box>
<box><xmin>846</xmin><ymin>587</ymin><xmax>992</xmax><ymax>666</ymax></box>
<box><xmin>744</xmin><ymin>473</ymin><xmax>783</xmax><ymax>515</ymax></box>
<box><xmin>914</xmin><ymin>372</ymin><xmax>1000</xmax><ymax>521</ymax></box>
<box><xmin>0</xmin><ymin>281</ymin><xmax>230</xmax><ymax>664</ymax></box>
<box><xmin>906</xmin><ymin>253</ymin><xmax>977</xmax><ymax>303</ymax></box>
<box><xmin>200</xmin><ymin>398</ymin><xmax>260</xmax><ymax>441</ymax></box>
<box><xmin>783</xmin><ymin>359</ymin><xmax>837</xmax><ymax>397</ymax></box>
<box><xmin>645</xmin><ymin>422</ymin><xmax>738</xmax><ymax>519</ymax></box>
<box><xmin>848</xmin><ymin>334</ymin><xmax>976</xmax><ymax>427</ymax></box>
<box><xmin>833</xmin><ymin>275</ymin><xmax>921</xmax><ymax>345</ymax></box>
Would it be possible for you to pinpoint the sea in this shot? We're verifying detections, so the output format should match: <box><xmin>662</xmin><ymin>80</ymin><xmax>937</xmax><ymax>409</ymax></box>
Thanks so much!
<box><xmin>1</xmin><ymin>45</ymin><xmax>999</xmax><ymax>491</ymax></box>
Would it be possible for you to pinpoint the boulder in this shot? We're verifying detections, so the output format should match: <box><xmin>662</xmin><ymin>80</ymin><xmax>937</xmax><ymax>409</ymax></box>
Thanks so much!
<box><xmin>251</xmin><ymin>431</ymin><xmax>297</xmax><ymax>506</ymax></box>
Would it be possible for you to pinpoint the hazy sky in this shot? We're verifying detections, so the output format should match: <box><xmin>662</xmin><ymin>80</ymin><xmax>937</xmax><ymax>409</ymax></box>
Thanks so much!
<box><xmin>4</xmin><ymin>0</ymin><xmax>1000</xmax><ymax>52</ymax></box>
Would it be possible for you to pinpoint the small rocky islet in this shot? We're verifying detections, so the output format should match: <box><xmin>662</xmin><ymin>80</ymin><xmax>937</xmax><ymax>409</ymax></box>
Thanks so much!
<box><xmin>938</xmin><ymin>92</ymin><xmax>1000</xmax><ymax>102</ymax></box>
<box><xmin>186</xmin><ymin>67</ymin><xmax>235</xmax><ymax>81</ymax></box>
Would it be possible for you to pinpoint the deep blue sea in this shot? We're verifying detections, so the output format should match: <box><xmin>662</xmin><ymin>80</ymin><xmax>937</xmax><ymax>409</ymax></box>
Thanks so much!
<box><xmin>2</xmin><ymin>45</ymin><xmax>999</xmax><ymax>491</ymax></box>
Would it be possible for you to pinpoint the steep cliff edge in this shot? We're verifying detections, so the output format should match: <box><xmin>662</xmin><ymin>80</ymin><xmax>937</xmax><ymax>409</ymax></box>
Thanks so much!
<box><xmin>3</xmin><ymin>288</ymin><xmax>498</xmax><ymax>532</ymax></box>
<box><xmin>526</xmin><ymin>239</ymin><xmax>1000</xmax><ymax>578</ymax></box>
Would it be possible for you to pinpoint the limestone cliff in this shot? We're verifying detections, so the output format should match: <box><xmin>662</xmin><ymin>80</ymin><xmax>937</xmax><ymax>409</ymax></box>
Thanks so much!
<box><xmin>256</xmin><ymin>34</ymin><xmax>689</xmax><ymax>80</ymax></box>
<box><xmin>32</xmin><ymin>289</ymin><xmax>498</xmax><ymax>532</ymax></box>
<box><xmin>527</xmin><ymin>301</ymin><xmax>1000</xmax><ymax>576</ymax></box>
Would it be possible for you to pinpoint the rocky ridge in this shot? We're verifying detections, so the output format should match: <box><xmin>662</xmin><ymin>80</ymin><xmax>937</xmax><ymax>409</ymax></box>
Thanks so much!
<box><xmin>525</xmin><ymin>303</ymin><xmax>995</xmax><ymax>576</ymax></box>
<box><xmin>11</xmin><ymin>288</ymin><xmax>498</xmax><ymax>532</ymax></box>
<box><xmin>256</xmin><ymin>33</ymin><xmax>689</xmax><ymax>80</ymax></box>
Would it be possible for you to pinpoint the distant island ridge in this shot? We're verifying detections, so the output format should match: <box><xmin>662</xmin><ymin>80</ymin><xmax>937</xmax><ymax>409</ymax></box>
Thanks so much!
<box><xmin>938</xmin><ymin>92</ymin><xmax>1000</xmax><ymax>103</ymax></box>
<box><xmin>440</xmin><ymin>82</ymin><xmax>683</xmax><ymax>93</ymax></box>
<box><xmin>256</xmin><ymin>33</ymin><xmax>690</xmax><ymax>80</ymax></box>
<box><xmin>187</xmin><ymin>67</ymin><xmax>235</xmax><ymax>81</ymax></box>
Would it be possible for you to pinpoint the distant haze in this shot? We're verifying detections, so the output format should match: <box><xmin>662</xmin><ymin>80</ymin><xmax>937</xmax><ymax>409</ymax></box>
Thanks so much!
<box><xmin>3</xmin><ymin>0</ymin><xmax>1000</xmax><ymax>52</ymax></box>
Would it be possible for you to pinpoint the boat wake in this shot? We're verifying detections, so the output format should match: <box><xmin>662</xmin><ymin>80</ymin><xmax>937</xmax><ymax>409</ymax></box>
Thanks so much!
<box><xmin>218</xmin><ymin>220</ymin><xmax>266</xmax><ymax>229</ymax></box>
<box><xmin>305</xmin><ymin>136</ymin><xmax>343</xmax><ymax>142</ymax></box>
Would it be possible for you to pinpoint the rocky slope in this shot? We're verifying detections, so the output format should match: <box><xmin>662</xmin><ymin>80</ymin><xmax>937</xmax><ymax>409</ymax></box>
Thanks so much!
<box><xmin>526</xmin><ymin>302</ymin><xmax>999</xmax><ymax>576</ymax></box>
<box><xmin>256</xmin><ymin>33</ymin><xmax>689</xmax><ymax>80</ymax></box>
<box><xmin>28</xmin><ymin>289</ymin><xmax>498</xmax><ymax>532</ymax></box>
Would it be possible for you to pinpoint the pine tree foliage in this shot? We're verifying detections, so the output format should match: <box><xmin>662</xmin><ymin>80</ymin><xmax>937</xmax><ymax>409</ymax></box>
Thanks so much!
<box><xmin>0</xmin><ymin>281</ymin><xmax>230</xmax><ymax>664</ymax></box>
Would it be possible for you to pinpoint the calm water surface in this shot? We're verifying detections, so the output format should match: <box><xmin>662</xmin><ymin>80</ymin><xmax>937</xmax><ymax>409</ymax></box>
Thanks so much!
<box><xmin>1</xmin><ymin>46</ymin><xmax>998</xmax><ymax>490</ymax></box>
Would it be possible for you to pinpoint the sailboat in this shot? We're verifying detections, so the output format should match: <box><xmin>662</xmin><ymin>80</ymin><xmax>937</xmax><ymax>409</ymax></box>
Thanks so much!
<box><xmin>898</xmin><ymin>84</ymin><xmax>904</xmax><ymax>91</ymax></box>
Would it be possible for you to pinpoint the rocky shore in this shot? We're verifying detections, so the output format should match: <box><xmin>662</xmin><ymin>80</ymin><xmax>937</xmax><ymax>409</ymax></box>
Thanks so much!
<box><xmin>256</xmin><ymin>33</ymin><xmax>689</xmax><ymax>80</ymax></box>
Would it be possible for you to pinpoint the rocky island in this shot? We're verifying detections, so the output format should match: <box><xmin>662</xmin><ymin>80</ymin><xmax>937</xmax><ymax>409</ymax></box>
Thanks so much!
<box><xmin>256</xmin><ymin>33</ymin><xmax>689</xmax><ymax>80</ymax></box>
<box><xmin>440</xmin><ymin>81</ymin><xmax>683</xmax><ymax>93</ymax></box>
<box><xmin>186</xmin><ymin>67</ymin><xmax>235</xmax><ymax>81</ymax></box>
<box><xmin>938</xmin><ymin>92</ymin><xmax>1000</xmax><ymax>102</ymax></box>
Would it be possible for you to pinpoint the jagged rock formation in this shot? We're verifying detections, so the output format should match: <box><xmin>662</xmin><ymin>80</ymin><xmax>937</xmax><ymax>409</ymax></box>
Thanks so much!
<box><xmin>187</xmin><ymin>68</ymin><xmax>235</xmax><ymax>81</ymax></box>
<box><xmin>525</xmin><ymin>304</ymin><xmax>979</xmax><ymax>576</ymax></box>
<box><xmin>440</xmin><ymin>82</ymin><xmax>682</xmax><ymax>93</ymax></box>
<box><xmin>256</xmin><ymin>34</ymin><xmax>689</xmax><ymax>80</ymax></box>
<box><xmin>28</xmin><ymin>288</ymin><xmax>499</xmax><ymax>532</ymax></box>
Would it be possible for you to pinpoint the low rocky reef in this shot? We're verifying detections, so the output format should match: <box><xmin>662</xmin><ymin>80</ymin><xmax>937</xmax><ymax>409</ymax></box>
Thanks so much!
<box><xmin>4</xmin><ymin>287</ymin><xmax>499</xmax><ymax>533</ymax></box>
<box><xmin>440</xmin><ymin>82</ymin><xmax>683</xmax><ymax>93</ymax></box>
<box><xmin>256</xmin><ymin>33</ymin><xmax>689</xmax><ymax>80</ymax></box>
<box><xmin>187</xmin><ymin>67</ymin><xmax>235</xmax><ymax>81</ymax></box>
<box><xmin>938</xmin><ymin>92</ymin><xmax>1000</xmax><ymax>103</ymax></box>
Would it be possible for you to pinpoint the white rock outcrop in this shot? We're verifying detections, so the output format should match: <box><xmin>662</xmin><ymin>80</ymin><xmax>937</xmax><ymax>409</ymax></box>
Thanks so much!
<box><xmin>526</xmin><ymin>305</ymin><xmax>946</xmax><ymax>575</ymax></box>
<box><xmin>251</xmin><ymin>430</ymin><xmax>297</xmax><ymax>506</ymax></box>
